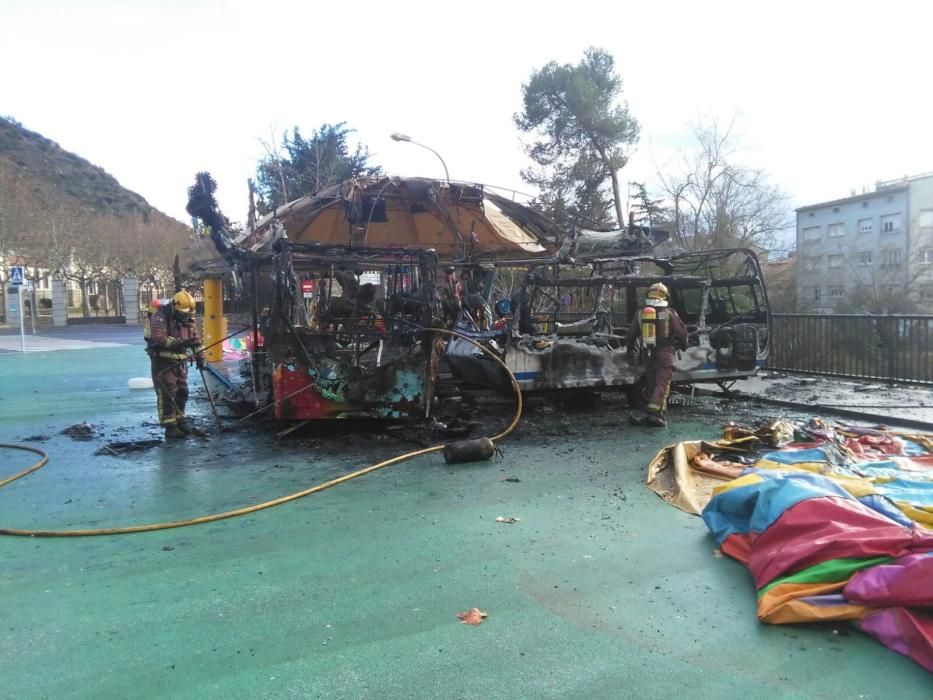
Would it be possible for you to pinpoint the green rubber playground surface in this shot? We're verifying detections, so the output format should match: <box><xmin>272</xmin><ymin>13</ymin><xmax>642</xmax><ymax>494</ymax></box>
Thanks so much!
<box><xmin>0</xmin><ymin>331</ymin><xmax>929</xmax><ymax>698</ymax></box>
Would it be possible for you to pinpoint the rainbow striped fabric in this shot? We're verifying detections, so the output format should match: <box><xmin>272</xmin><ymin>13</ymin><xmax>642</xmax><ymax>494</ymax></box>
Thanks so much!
<box><xmin>700</xmin><ymin>423</ymin><xmax>933</xmax><ymax>672</ymax></box>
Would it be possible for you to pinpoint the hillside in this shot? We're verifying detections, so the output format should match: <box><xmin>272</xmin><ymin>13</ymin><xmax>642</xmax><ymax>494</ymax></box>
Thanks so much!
<box><xmin>0</xmin><ymin>116</ymin><xmax>189</xmax><ymax>283</ymax></box>
<box><xmin>0</xmin><ymin>116</ymin><xmax>167</xmax><ymax>220</ymax></box>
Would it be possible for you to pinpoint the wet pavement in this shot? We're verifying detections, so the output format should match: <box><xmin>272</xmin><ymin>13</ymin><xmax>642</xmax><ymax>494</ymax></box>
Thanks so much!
<box><xmin>729</xmin><ymin>372</ymin><xmax>933</xmax><ymax>426</ymax></box>
<box><xmin>1</xmin><ymin>329</ymin><xmax>931</xmax><ymax>698</ymax></box>
<box><xmin>0</xmin><ymin>323</ymin><xmax>140</xmax><ymax>353</ymax></box>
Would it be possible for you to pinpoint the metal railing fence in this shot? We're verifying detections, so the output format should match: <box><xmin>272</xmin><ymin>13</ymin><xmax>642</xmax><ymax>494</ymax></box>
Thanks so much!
<box><xmin>767</xmin><ymin>314</ymin><xmax>932</xmax><ymax>385</ymax></box>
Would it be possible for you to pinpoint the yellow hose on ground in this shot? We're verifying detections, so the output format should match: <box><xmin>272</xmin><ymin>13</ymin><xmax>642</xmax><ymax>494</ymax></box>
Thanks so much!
<box><xmin>0</xmin><ymin>328</ymin><xmax>522</xmax><ymax>538</ymax></box>
<box><xmin>0</xmin><ymin>443</ymin><xmax>48</xmax><ymax>489</ymax></box>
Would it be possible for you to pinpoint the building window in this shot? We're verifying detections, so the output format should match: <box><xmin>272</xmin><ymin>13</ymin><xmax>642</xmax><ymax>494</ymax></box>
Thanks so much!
<box><xmin>828</xmin><ymin>254</ymin><xmax>844</xmax><ymax>269</ymax></box>
<box><xmin>813</xmin><ymin>287</ymin><xmax>822</xmax><ymax>301</ymax></box>
<box><xmin>808</xmin><ymin>211</ymin><xmax>815</xmax><ymax>218</ymax></box>
<box><xmin>862</xmin><ymin>201</ymin><xmax>869</xmax><ymax>208</ymax></box>
<box><xmin>858</xmin><ymin>218</ymin><xmax>873</xmax><ymax>233</ymax></box>
<box><xmin>802</xmin><ymin>256</ymin><xmax>821</xmax><ymax>272</ymax></box>
<box><xmin>832</xmin><ymin>206</ymin><xmax>840</xmax><ymax>213</ymax></box>
<box><xmin>881</xmin><ymin>213</ymin><xmax>902</xmax><ymax>233</ymax></box>
<box><xmin>887</xmin><ymin>195</ymin><xmax>895</xmax><ymax>203</ymax></box>
<box><xmin>921</xmin><ymin>249</ymin><xmax>933</xmax><ymax>265</ymax></box>
<box><xmin>828</xmin><ymin>222</ymin><xmax>845</xmax><ymax>237</ymax></box>
<box><xmin>829</xmin><ymin>286</ymin><xmax>845</xmax><ymax>298</ymax></box>
<box><xmin>858</xmin><ymin>252</ymin><xmax>873</xmax><ymax>266</ymax></box>
<box><xmin>918</xmin><ymin>209</ymin><xmax>933</xmax><ymax>230</ymax></box>
<box><xmin>881</xmin><ymin>248</ymin><xmax>902</xmax><ymax>267</ymax></box>
<box><xmin>802</xmin><ymin>226</ymin><xmax>821</xmax><ymax>241</ymax></box>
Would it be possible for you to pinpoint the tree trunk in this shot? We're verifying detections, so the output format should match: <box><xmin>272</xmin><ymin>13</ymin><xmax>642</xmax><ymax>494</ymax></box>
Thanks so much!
<box><xmin>173</xmin><ymin>255</ymin><xmax>182</xmax><ymax>294</ymax></box>
<box><xmin>80</xmin><ymin>279</ymin><xmax>91</xmax><ymax>318</ymax></box>
<box><xmin>591</xmin><ymin>142</ymin><xmax>625</xmax><ymax>229</ymax></box>
<box><xmin>608</xmin><ymin>167</ymin><xmax>624</xmax><ymax>229</ymax></box>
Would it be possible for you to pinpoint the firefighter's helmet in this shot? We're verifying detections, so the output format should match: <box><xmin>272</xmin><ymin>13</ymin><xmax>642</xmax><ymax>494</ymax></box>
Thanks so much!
<box><xmin>172</xmin><ymin>290</ymin><xmax>196</xmax><ymax>315</ymax></box>
<box><xmin>647</xmin><ymin>283</ymin><xmax>669</xmax><ymax>301</ymax></box>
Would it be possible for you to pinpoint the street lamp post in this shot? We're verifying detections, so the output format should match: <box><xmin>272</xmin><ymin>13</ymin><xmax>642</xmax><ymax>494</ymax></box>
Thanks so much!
<box><xmin>390</xmin><ymin>132</ymin><xmax>450</xmax><ymax>184</ymax></box>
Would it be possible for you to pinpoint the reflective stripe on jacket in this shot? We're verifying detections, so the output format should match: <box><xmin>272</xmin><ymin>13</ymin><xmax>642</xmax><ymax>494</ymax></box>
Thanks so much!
<box><xmin>147</xmin><ymin>306</ymin><xmax>204</xmax><ymax>360</ymax></box>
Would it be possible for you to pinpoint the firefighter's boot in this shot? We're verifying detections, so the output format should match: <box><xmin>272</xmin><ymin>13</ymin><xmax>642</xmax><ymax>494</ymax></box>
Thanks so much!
<box><xmin>176</xmin><ymin>417</ymin><xmax>207</xmax><ymax>438</ymax></box>
<box><xmin>164</xmin><ymin>424</ymin><xmax>185</xmax><ymax>439</ymax></box>
<box><xmin>643</xmin><ymin>411</ymin><xmax>667</xmax><ymax>428</ymax></box>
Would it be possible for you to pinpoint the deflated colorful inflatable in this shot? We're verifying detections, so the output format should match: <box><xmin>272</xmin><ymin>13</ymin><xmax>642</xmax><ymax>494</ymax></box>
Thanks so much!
<box><xmin>647</xmin><ymin>419</ymin><xmax>933</xmax><ymax>672</ymax></box>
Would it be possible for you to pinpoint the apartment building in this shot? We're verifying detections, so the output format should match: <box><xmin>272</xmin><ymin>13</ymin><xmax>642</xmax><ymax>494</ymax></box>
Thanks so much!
<box><xmin>795</xmin><ymin>173</ymin><xmax>933</xmax><ymax>313</ymax></box>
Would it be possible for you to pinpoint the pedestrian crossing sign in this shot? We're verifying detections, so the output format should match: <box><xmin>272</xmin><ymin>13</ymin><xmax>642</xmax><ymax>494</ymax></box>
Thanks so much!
<box><xmin>10</xmin><ymin>266</ymin><xmax>24</xmax><ymax>286</ymax></box>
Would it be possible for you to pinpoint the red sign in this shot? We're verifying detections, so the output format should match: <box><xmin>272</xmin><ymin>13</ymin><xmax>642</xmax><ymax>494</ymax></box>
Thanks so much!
<box><xmin>301</xmin><ymin>280</ymin><xmax>314</xmax><ymax>294</ymax></box>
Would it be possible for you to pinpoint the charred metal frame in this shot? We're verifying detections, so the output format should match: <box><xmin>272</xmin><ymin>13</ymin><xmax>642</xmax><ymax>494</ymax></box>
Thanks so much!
<box><xmin>445</xmin><ymin>249</ymin><xmax>772</xmax><ymax>396</ymax></box>
<box><xmin>259</xmin><ymin>240</ymin><xmax>441</xmax><ymax>419</ymax></box>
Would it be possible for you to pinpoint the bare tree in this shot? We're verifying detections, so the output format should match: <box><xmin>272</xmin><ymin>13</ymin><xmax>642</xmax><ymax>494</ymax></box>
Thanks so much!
<box><xmin>657</xmin><ymin>119</ymin><xmax>790</xmax><ymax>252</ymax></box>
<box><xmin>0</xmin><ymin>169</ymin><xmax>30</xmax><ymax>282</ymax></box>
<box><xmin>829</xmin><ymin>239</ymin><xmax>932</xmax><ymax>314</ymax></box>
<box><xmin>258</xmin><ymin>127</ymin><xmax>289</xmax><ymax>209</ymax></box>
<box><xmin>762</xmin><ymin>256</ymin><xmax>797</xmax><ymax>312</ymax></box>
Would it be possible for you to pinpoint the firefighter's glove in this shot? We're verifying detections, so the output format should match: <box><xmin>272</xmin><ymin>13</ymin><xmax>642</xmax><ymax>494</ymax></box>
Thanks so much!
<box><xmin>196</xmin><ymin>356</ymin><xmax>206</xmax><ymax>371</ymax></box>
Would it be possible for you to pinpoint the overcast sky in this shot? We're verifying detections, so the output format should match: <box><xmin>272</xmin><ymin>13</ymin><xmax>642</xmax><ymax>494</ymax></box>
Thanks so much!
<box><xmin>2</xmin><ymin>0</ymin><xmax>930</xmax><ymax>248</ymax></box>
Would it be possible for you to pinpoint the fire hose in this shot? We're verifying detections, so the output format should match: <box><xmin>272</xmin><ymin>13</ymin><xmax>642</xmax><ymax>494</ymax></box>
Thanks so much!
<box><xmin>0</xmin><ymin>328</ymin><xmax>522</xmax><ymax>538</ymax></box>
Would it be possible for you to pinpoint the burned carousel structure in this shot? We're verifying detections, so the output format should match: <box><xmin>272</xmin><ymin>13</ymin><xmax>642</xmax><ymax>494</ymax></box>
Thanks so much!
<box><xmin>183</xmin><ymin>174</ymin><xmax>559</xmax><ymax>420</ymax></box>
<box><xmin>184</xmin><ymin>173</ymin><xmax>770</xmax><ymax>423</ymax></box>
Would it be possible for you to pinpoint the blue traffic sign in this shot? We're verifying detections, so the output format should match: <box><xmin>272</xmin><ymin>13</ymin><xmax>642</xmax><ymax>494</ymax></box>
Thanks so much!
<box><xmin>9</xmin><ymin>266</ymin><xmax>24</xmax><ymax>286</ymax></box>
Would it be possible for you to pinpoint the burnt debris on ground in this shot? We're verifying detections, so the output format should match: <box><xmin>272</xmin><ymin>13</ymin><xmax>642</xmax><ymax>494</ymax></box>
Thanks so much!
<box><xmin>61</xmin><ymin>422</ymin><xmax>98</xmax><ymax>441</ymax></box>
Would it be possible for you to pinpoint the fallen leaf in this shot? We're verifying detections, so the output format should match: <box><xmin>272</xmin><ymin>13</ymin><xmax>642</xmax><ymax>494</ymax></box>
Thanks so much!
<box><xmin>457</xmin><ymin>608</ymin><xmax>488</xmax><ymax>625</ymax></box>
<box><xmin>496</xmin><ymin>516</ymin><xmax>520</xmax><ymax>524</ymax></box>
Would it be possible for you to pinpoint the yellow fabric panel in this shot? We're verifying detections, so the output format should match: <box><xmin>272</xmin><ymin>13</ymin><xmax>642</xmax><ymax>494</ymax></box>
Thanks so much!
<box><xmin>646</xmin><ymin>441</ymin><xmax>729</xmax><ymax>515</ymax></box>
<box><xmin>483</xmin><ymin>201</ymin><xmax>546</xmax><ymax>252</ymax></box>
<box><xmin>712</xmin><ymin>472</ymin><xmax>765</xmax><ymax>496</ymax></box>
<box><xmin>894</xmin><ymin>502</ymin><xmax>933</xmax><ymax>528</ymax></box>
<box><xmin>755</xmin><ymin>459</ymin><xmax>828</xmax><ymax>473</ymax></box>
<box><xmin>758</xmin><ymin>581</ymin><xmax>871</xmax><ymax>624</ymax></box>
<box><xmin>897</xmin><ymin>433</ymin><xmax>933</xmax><ymax>451</ymax></box>
<box><xmin>753</xmin><ymin>461</ymin><xmax>877</xmax><ymax>498</ymax></box>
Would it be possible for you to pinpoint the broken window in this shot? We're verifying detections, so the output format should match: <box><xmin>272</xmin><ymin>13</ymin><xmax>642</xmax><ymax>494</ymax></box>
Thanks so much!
<box><xmin>361</xmin><ymin>196</ymin><xmax>388</xmax><ymax>223</ymax></box>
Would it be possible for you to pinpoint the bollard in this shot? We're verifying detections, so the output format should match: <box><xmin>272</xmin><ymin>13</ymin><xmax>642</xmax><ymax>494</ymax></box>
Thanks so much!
<box><xmin>203</xmin><ymin>278</ymin><xmax>223</xmax><ymax>364</ymax></box>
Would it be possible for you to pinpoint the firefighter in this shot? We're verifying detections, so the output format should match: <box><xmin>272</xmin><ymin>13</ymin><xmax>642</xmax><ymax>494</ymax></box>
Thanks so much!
<box><xmin>625</xmin><ymin>282</ymin><xmax>688</xmax><ymax>428</ymax></box>
<box><xmin>146</xmin><ymin>291</ymin><xmax>207</xmax><ymax>438</ymax></box>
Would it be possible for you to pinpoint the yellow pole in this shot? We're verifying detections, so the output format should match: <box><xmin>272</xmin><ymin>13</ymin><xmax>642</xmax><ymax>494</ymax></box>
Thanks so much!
<box><xmin>202</xmin><ymin>278</ymin><xmax>224</xmax><ymax>363</ymax></box>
